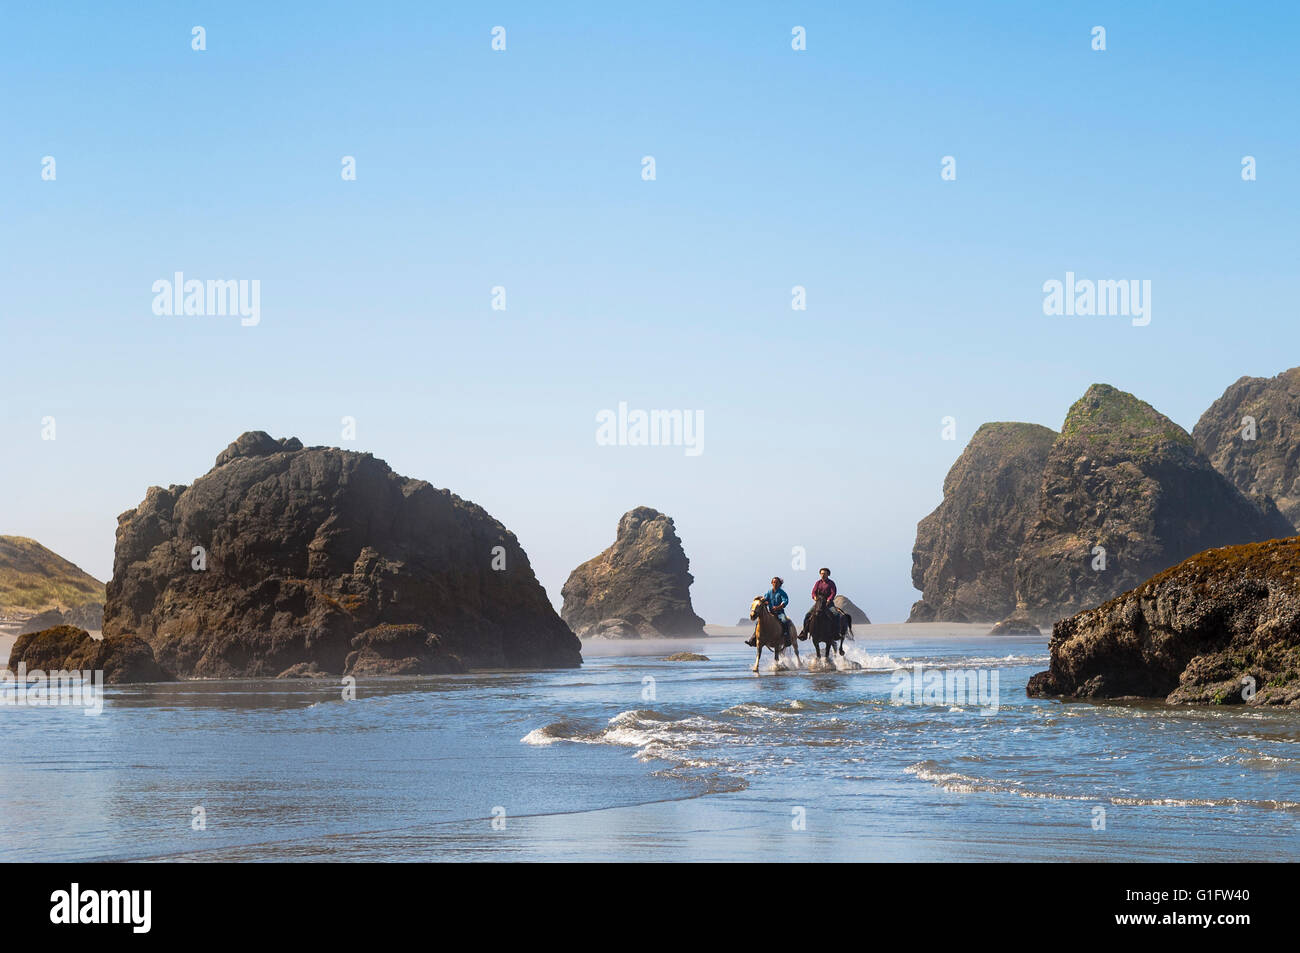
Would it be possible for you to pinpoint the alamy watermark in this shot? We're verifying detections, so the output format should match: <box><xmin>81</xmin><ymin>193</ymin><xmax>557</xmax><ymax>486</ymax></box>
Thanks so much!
<box><xmin>596</xmin><ymin>402</ymin><xmax>703</xmax><ymax>456</ymax></box>
<box><xmin>50</xmin><ymin>883</ymin><xmax>150</xmax><ymax>933</ymax></box>
<box><xmin>152</xmin><ymin>272</ymin><xmax>260</xmax><ymax>326</ymax></box>
<box><xmin>890</xmin><ymin>663</ymin><xmax>1000</xmax><ymax>714</ymax></box>
<box><xmin>1</xmin><ymin>664</ymin><xmax>104</xmax><ymax>716</ymax></box>
<box><xmin>1042</xmin><ymin>272</ymin><xmax>1150</xmax><ymax>327</ymax></box>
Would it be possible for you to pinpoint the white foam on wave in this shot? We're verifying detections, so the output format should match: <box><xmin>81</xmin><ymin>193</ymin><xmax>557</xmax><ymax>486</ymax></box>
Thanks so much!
<box><xmin>839</xmin><ymin>646</ymin><xmax>903</xmax><ymax>670</ymax></box>
<box><xmin>1221</xmin><ymin>748</ymin><xmax>1300</xmax><ymax>768</ymax></box>
<box><xmin>521</xmin><ymin>709</ymin><xmax>743</xmax><ymax>786</ymax></box>
<box><xmin>949</xmin><ymin>654</ymin><xmax>1050</xmax><ymax>667</ymax></box>
<box><xmin>722</xmin><ymin>701</ymin><xmax>774</xmax><ymax>717</ymax></box>
<box><xmin>905</xmin><ymin>760</ymin><xmax>1300</xmax><ymax>811</ymax></box>
<box><xmin>520</xmin><ymin>726</ymin><xmax>560</xmax><ymax>746</ymax></box>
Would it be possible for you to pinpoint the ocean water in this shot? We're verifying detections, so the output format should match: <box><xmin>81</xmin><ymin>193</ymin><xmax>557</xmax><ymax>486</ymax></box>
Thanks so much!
<box><xmin>2</xmin><ymin>624</ymin><xmax>1297</xmax><ymax>861</ymax></box>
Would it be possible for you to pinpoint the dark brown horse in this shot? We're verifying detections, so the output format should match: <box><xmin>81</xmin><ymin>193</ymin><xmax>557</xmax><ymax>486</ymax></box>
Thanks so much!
<box><xmin>801</xmin><ymin>595</ymin><xmax>851</xmax><ymax>661</ymax></box>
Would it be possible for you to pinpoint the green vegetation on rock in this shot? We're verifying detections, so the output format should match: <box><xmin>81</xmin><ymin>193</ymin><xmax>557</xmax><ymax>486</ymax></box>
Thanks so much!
<box><xmin>1059</xmin><ymin>383</ymin><xmax>1194</xmax><ymax>456</ymax></box>
<box><xmin>0</xmin><ymin>536</ymin><xmax>105</xmax><ymax>612</ymax></box>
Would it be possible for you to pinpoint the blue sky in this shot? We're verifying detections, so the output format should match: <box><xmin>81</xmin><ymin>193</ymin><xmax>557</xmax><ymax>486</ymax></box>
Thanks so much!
<box><xmin>3</xmin><ymin>1</ymin><xmax>1298</xmax><ymax>623</ymax></box>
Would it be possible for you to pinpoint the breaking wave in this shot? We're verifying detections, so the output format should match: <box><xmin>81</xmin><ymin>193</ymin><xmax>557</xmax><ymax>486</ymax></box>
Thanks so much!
<box><xmin>523</xmin><ymin>709</ymin><xmax>747</xmax><ymax>792</ymax></box>
<box><xmin>905</xmin><ymin>760</ymin><xmax>1300</xmax><ymax>811</ymax></box>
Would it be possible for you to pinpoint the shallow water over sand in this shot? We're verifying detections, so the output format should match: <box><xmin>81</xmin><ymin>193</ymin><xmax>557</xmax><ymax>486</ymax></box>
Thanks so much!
<box><xmin>2</xmin><ymin>624</ymin><xmax>1297</xmax><ymax>861</ymax></box>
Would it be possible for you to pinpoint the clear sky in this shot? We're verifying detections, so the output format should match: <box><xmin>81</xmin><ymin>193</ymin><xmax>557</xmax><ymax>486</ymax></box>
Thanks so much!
<box><xmin>3</xmin><ymin>2</ymin><xmax>1298</xmax><ymax>623</ymax></box>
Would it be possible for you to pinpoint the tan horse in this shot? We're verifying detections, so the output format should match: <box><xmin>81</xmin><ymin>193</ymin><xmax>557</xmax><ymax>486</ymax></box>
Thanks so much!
<box><xmin>749</xmin><ymin>596</ymin><xmax>799</xmax><ymax>672</ymax></box>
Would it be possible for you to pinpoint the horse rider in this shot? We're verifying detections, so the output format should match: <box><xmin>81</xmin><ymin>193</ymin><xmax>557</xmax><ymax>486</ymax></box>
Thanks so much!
<box><xmin>746</xmin><ymin>576</ymin><xmax>792</xmax><ymax>646</ymax></box>
<box><xmin>812</xmin><ymin>567</ymin><xmax>846</xmax><ymax>625</ymax></box>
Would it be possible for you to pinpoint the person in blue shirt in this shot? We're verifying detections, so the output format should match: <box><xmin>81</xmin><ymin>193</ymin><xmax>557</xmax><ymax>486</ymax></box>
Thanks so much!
<box><xmin>747</xmin><ymin>577</ymin><xmax>792</xmax><ymax>646</ymax></box>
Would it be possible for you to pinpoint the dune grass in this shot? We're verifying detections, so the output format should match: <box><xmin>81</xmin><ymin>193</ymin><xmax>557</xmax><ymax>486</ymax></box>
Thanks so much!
<box><xmin>0</xmin><ymin>536</ymin><xmax>104</xmax><ymax>611</ymax></box>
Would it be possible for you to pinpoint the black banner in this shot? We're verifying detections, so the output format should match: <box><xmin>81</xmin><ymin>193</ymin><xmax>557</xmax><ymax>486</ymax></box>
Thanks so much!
<box><xmin>7</xmin><ymin>862</ymin><xmax>1275</xmax><ymax>940</ymax></box>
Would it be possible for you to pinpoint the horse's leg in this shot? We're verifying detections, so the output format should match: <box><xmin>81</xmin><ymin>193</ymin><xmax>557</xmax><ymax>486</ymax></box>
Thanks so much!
<box><xmin>753</xmin><ymin>640</ymin><xmax>762</xmax><ymax>673</ymax></box>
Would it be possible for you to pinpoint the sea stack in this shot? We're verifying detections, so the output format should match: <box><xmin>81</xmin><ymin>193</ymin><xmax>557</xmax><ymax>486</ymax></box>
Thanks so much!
<box><xmin>833</xmin><ymin>595</ymin><xmax>871</xmax><ymax>625</ymax></box>
<box><xmin>1027</xmin><ymin>537</ymin><xmax>1300</xmax><ymax>707</ymax></box>
<box><xmin>1014</xmin><ymin>384</ymin><xmax>1293</xmax><ymax>623</ymax></box>
<box><xmin>1193</xmin><ymin>367</ymin><xmax>1300</xmax><ymax>530</ymax></box>
<box><xmin>103</xmin><ymin>431</ymin><xmax>581</xmax><ymax>677</ymax></box>
<box><xmin>909</xmin><ymin>422</ymin><xmax>1057</xmax><ymax>622</ymax></box>
<box><xmin>561</xmin><ymin>506</ymin><xmax>706</xmax><ymax>638</ymax></box>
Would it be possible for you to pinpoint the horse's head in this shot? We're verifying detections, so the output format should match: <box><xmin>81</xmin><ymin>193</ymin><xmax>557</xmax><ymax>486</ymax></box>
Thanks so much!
<box><xmin>812</xmin><ymin>595</ymin><xmax>829</xmax><ymax>615</ymax></box>
<box><xmin>750</xmin><ymin>596</ymin><xmax>768</xmax><ymax>620</ymax></box>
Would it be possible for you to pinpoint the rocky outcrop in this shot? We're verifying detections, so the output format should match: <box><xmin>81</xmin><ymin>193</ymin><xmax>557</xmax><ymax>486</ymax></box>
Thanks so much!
<box><xmin>62</xmin><ymin>602</ymin><xmax>104</xmax><ymax>630</ymax></box>
<box><xmin>15</xmin><ymin>602</ymin><xmax>103</xmax><ymax>636</ymax></box>
<box><xmin>1027</xmin><ymin>537</ymin><xmax>1300</xmax><ymax>707</ymax></box>
<box><xmin>15</xmin><ymin>609</ymin><xmax>69</xmax><ymax>636</ymax></box>
<box><xmin>1193</xmin><ymin>367</ymin><xmax>1300</xmax><ymax>530</ymax></box>
<box><xmin>343</xmin><ymin>623</ymin><xmax>465</xmax><ymax>676</ymax></box>
<box><xmin>561</xmin><ymin>507</ymin><xmax>706</xmax><ymax>638</ymax></box>
<box><xmin>1014</xmin><ymin>384</ymin><xmax>1293</xmax><ymax>623</ymax></box>
<box><xmin>909</xmin><ymin>422</ymin><xmax>1057</xmax><ymax>622</ymax></box>
<box><xmin>579</xmin><ymin>618</ymin><xmax>644</xmax><ymax>639</ymax></box>
<box><xmin>988</xmin><ymin>612</ymin><xmax>1041</xmax><ymax>636</ymax></box>
<box><xmin>8</xmin><ymin>625</ymin><xmax>87</xmax><ymax>670</ymax></box>
<box><xmin>833</xmin><ymin>595</ymin><xmax>870</xmax><ymax>625</ymax></box>
<box><xmin>0</xmin><ymin>536</ymin><xmax>104</xmax><ymax>613</ymax></box>
<box><xmin>8</xmin><ymin>625</ymin><xmax>171</xmax><ymax>683</ymax></box>
<box><xmin>103</xmin><ymin>431</ymin><xmax>581</xmax><ymax>678</ymax></box>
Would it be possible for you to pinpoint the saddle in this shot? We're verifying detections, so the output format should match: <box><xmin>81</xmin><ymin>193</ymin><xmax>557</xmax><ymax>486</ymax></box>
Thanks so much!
<box><xmin>746</xmin><ymin>614</ymin><xmax>794</xmax><ymax>648</ymax></box>
<box><xmin>803</xmin><ymin>600</ymin><xmax>839</xmax><ymax>635</ymax></box>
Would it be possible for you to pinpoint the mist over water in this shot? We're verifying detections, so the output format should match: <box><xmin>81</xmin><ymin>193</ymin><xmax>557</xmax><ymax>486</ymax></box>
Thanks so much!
<box><xmin>2</xmin><ymin>625</ymin><xmax>1297</xmax><ymax>861</ymax></box>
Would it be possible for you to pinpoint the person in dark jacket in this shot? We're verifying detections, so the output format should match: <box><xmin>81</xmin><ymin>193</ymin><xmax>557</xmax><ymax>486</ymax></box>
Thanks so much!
<box><xmin>812</xmin><ymin>568</ymin><xmax>845</xmax><ymax>624</ymax></box>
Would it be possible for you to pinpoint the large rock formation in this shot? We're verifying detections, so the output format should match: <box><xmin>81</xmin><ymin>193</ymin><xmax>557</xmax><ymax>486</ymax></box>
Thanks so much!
<box><xmin>1014</xmin><ymin>384</ymin><xmax>1293</xmax><ymax>623</ymax></box>
<box><xmin>833</xmin><ymin>595</ymin><xmax>870</xmax><ymax>625</ymax></box>
<box><xmin>1027</xmin><ymin>537</ymin><xmax>1300</xmax><ymax>707</ymax></box>
<box><xmin>909</xmin><ymin>422</ymin><xmax>1057</xmax><ymax>622</ymax></box>
<box><xmin>8</xmin><ymin>625</ymin><xmax>171</xmax><ymax>684</ymax></box>
<box><xmin>1193</xmin><ymin>367</ymin><xmax>1300</xmax><ymax>530</ymax></box>
<box><xmin>0</xmin><ymin>536</ymin><xmax>104</xmax><ymax>614</ymax></box>
<box><xmin>103</xmin><ymin>432</ymin><xmax>581</xmax><ymax>677</ymax></box>
<box><xmin>561</xmin><ymin>507</ymin><xmax>706</xmax><ymax>638</ymax></box>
